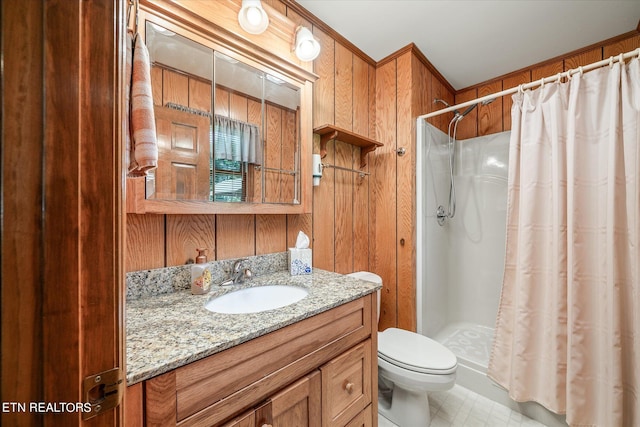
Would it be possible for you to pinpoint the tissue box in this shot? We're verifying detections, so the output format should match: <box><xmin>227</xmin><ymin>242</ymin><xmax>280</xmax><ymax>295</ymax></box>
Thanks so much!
<box><xmin>288</xmin><ymin>248</ymin><xmax>312</xmax><ymax>275</ymax></box>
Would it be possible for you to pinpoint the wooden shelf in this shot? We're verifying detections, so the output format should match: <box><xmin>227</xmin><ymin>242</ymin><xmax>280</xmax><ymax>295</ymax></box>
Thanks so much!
<box><xmin>314</xmin><ymin>124</ymin><xmax>383</xmax><ymax>168</ymax></box>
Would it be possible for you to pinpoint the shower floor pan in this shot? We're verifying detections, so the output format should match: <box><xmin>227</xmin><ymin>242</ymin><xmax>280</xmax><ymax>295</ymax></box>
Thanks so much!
<box><xmin>433</xmin><ymin>322</ymin><xmax>567</xmax><ymax>427</ymax></box>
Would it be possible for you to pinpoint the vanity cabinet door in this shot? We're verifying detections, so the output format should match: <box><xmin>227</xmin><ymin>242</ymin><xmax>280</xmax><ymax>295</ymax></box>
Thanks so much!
<box><xmin>221</xmin><ymin>371</ymin><xmax>321</xmax><ymax>427</ymax></box>
<box><xmin>221</xmin><ymin>410</ymin><xmax>255</xmax><ymax>427</ymax></box>
<box><xmin>259</xmin><ymin>370</ymin><xmax>321</xmax><ymax>427</ymax></box>
<box><xmin>321</xmin><ymin>339</ymin><xmax>372</xmax><ymax>427</ymax></box>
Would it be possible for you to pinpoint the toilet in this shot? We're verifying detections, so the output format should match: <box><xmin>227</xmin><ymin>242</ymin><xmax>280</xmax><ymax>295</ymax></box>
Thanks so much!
<box><xmin>347</xmin><ymin>272</ymin><xmax>457</xmax><ymax>427</ymax></box>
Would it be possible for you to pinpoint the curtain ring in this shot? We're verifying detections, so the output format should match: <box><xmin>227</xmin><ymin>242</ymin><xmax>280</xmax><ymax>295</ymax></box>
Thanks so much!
<box><xmin>556</xmin><ymin>73</ymin><xmax>562</xmax><ymax>84</ymax></box>
<box><xmin>579</xmin><ymin>66</ymin><xmax>584</xmax><ymax>76</ymax></box>
<box><xmin>618</xmin><ymin>53</ymin><xmax>625</xmax><ymax>65</ymax></box>
<box><xmin>609</xmin><ymin>56</ymin><xmax>614</xmax><ymax>68</ymax></box>
<box><xmin>540</xmin><ymin>77</ymin><xmax>545</xmax><ymax>89</ymax></box>
<box><xmin>518</xmin><ymin>84</ymin><xmax>524</xmax><ymax>94</ymax></box>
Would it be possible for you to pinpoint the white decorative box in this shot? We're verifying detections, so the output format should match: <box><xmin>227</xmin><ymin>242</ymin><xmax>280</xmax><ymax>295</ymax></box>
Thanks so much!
<box><xmin>288</xmin><ymin>248</ymin><xmax>312</xmax><ymax>275</ymax></box>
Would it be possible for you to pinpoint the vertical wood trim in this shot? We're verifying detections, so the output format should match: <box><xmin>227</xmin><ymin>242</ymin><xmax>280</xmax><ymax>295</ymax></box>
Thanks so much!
<box><xmin>124</xmin><ymin>383</ymin><xmax>145</xmax><ymax>427</ymax></box>
<box><xmin>353</xmin><ymin>55</ymin><xmax>369</xmax><ymax>137</ymax></box>
<box><xmin>43</xmin><ymin>1</ymin><xmax>82</xmax><ymax>422</ymax></box>
<box><xmin>312</xmin><ymin>135</ymin><xmax>336</xmax><ymax>271</ymax></box>
<box><xmin>373</xmin><ymin>60</ymin><xmax>398</xmax><ymax>331</ymax></box>
<box><xmin>41</xmin><ymin>0</ymin><xmax>123</xmax><ymax>424</ymax></box>
<box><xmin>335</xmin><ymin>42</ymin><xmax>353</xmax><ymax>130</ymax></box>
<box><xmin>334</xmin><ymin>162</ymin><xmax>354</xmax><ymax>273</ymax></box>
<box><xmin>368</xmin><ymin>64</ymin><xmax>376</xmax><ymax>139</ymax></box>
<box><xmin>1</xmin><ymin>1</ymin><xmax>44</xmax><ymax>424</ymax></box>
<box><xmin>80</xmin><ymin>0</ymin><xmax>123</xmax><ymax>421</ymax></box>
<box><xmin>313</xmin><ymin>28</ymin><xmax>335</xmax><ymax>127</ymax></box>
<box><xmin>395</xmin><ymin>53</ymin><xmax>415</xmax><ymax>331</ymax></box>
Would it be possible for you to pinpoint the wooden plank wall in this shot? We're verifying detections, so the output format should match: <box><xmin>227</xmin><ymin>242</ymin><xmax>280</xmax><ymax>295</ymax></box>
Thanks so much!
<box><xmin>126</xmin><ymin>0</ymin><xmax>376</xmax><ymax>273</ymax></box>
<box><xmin>127</xmin><ymin>0</ymin><xmax>639</xmax><ymax>334</ymax></box>
<box><xmin>373</xmin><ymin>47</ymin><xmax>456</xmax><ymax>331</ymax></box>
<box><xmin>375</xmin><ymin>32</ymin><xmax>640</xmax><ymax>331</ymax></box>
<box><xmin>454</xmin><ymin>33</ymin><xmax>640</xmax><ymax>139</ymax></box>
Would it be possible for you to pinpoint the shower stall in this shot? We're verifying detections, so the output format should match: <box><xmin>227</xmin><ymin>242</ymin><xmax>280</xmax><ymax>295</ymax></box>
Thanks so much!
<box><xmin>415</xmin><ymin>119</ymin><xmax>566</xmax><ymax>426</ymax></box>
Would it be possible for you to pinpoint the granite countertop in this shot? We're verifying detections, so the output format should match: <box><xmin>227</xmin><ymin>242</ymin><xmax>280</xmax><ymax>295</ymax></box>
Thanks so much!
<box><xmin>126</xmin><ymin>268</ymin><xmax>380</xmax><ymax>385</ymax></box>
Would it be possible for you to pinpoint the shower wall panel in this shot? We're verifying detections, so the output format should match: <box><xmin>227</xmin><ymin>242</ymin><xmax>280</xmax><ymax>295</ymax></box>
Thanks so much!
<box><xmin>420</xmin><ymin>123</ymin><xmax>510</xmax><ymax>334</ymax></box>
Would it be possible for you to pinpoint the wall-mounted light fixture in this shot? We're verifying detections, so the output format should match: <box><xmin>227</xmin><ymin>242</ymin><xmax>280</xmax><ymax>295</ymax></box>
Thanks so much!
<box><xmin>293</xmin><ymin>26</ymin><xmax>321</xmax><ymax>62</ymax></box>
<box><xmin>238</xmin><ymin>0</ymin><xmax>269</xmax><ymax>35</ymax></box>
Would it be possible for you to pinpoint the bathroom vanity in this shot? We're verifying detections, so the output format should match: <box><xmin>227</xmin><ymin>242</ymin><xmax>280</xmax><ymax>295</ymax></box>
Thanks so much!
<box><xmin>124</xmin><ymin>269</ymin><xmax>380</xmax><ymax>426</ymax></box>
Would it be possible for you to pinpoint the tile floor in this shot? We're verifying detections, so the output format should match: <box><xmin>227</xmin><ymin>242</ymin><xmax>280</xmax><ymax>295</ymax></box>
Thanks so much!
<box><xmin>378</xmin><ymin>385</ymin><xmax>548</xmax><ymax>427</ymax></box>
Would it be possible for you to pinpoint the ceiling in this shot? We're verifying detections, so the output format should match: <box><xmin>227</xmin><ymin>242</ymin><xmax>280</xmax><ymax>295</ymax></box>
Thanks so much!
<box><xmin>295</xmin><ymin>1</ymin><xmax>640</xmax><ymax>90</ymax></box>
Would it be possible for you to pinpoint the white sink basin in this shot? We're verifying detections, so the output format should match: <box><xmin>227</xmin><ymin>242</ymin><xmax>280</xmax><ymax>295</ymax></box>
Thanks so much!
<box><xmin>205</xmin><ymin>285</ymin><xmax>309</xmax><ymax>314</ymax></box>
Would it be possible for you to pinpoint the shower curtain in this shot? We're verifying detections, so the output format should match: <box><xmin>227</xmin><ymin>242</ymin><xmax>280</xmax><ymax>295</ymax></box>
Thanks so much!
<box><xmin>488</xmin><ymin>56</ymin><xmax>639</xmax><ymax>426</ymax></box>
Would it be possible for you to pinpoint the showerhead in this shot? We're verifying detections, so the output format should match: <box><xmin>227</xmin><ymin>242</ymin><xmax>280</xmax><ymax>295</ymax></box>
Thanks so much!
<box><xmin>456</xmin><ymin>98</ymin><xmax>496</xmax><ymax>122</ymax></box>
<box><xmin>434</xmin><ymin>98</ymin><xmax>461</xmax><ymax>116</ymax></box>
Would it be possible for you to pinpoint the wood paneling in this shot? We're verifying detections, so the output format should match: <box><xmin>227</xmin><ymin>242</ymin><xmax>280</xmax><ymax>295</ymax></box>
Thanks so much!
<box><xmin>313</xmin><ymin>27</ymin><xmax>335</xmax><ymax>127</ymax></box>
<box><xmin>124</xmin><ymin>383</ymin><xmax>144</xmax><ymax>427</ymax></box>
<box><xmin>374</xmin><ymin>60</ymin><xmax>398</xmax><ymax>331</ymax></box>
<box><xmin>430</xmin><ymin>74</ymin><xmax>455</xmax><ymax>133</ymax></box>
<box><xmin>312</xmin><ymin>136</ymin><xmax>336</xmax><ymax>271</ymax></box>
<box><xmin>1</xmin><ymin>1</ymin><xmax>44</xmax><ymax>424</ymax></box>
<box><xmin>353</xmin><ymin>56</ymin><xmax>370</xmax><ymax>136</ymax></box>
<box><xmin>287</xmin><ymin>214</ymin><xmax>313</xmax><ymax>249</ymax></box>
<box><xmin>478</xmin><ymin>81</ymin><xmax>503</xmax><ymax>136</ymax></box>
<box><xmin>395</xmin><ymin>53</ymin><xmax>415</xmax><ymax>331</ymax></box>
<box><xmin>127</xmin><ymin>214</ymin><xmax>165</xmax><ymax>270</ymax></box>
<box><xmin>564</xmin><ymin>48</ymin><xmax>603</xmax><ymax>71</ymax></box>
<box><xmin>502</xmin><ymin>70</ymin><xmax>530</xmax><ymax>131</ymax></box>
<box><xmin>166</xmin><ymin>214</ymin><xmax>216</xmax><ymax>265</ymax></box>
<box><xmin>531</xmin><ymin>60</ymin><xmax>563</xmax><ymax>82</ymax></box>
<box><xmin>335</xmin><ymin>42</ymin><xmax>354</xmax><ymax>130</ymax></box>
<box><xmin>454</xmin><ymin>88</ymin><xmax>478</xmax><ymax>140</ymax></box>
<box><xmin>216</xmin><ymin>215</ymin><xmax>256</xmax><ymax>259</ymax></box>
<box><xmin>334</xmin><ymin>144</ymin><xmax>354</xmax><ymax>274</ymax></box>
<box><xmin>256</xmin><ymin>215</ymin><xmax>287</xmax><ymax>255</ymax></box>
<box><xmin>603</xmin><ymin>34</ymin><xmax>640</xmax><ymax>59</ymax></box>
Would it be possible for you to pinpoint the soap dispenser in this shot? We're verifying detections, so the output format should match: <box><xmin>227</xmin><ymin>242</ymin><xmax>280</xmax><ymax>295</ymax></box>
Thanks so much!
<box><xmin>191</xmin><ymin>248</ymin><xmax>211</xmax><ymax>295</ymax></box>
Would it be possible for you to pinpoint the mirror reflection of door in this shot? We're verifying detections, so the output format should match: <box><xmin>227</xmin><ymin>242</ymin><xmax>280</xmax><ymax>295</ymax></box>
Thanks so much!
<box><xmin>154</xmin><ymin>106</ymin><xmax>210</xmax><ymax>200</ymax></box>
<box><xmin>145</xmin><ymin>21</ymin><xmax>302</xmax><ymax>204</ymax></box>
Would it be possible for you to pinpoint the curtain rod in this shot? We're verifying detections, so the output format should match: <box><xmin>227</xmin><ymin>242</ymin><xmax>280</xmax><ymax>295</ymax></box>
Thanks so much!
<box><xmin>418</xmin><ymin>48</ymin><xmax>640</xmax><ymax>121</ymax></box>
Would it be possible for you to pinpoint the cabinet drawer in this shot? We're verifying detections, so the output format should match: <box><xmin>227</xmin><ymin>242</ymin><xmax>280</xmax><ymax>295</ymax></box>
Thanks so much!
<box><xmin>321</xmin><ymin>339</ymin><xmax>372</xmax><ymax>427</ymax></box>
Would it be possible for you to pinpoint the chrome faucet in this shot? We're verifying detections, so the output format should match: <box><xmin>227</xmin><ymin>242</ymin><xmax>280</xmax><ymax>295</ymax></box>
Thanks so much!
<box><xmin>232</xmin><ymin>258</ymin><xmax>252</xmax><ymax>284</ymax></box>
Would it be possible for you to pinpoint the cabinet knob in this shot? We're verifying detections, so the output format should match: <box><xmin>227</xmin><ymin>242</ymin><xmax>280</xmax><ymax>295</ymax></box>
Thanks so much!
<box><xmin>344</xmin><ymin>381</ymin><xmax>354</xmax><ymax>394</ymax></box>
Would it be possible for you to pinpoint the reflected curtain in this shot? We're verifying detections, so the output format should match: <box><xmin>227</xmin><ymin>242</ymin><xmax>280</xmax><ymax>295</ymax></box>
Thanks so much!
<box><xmin>214</xmin><ymin>115</ymin><xmax>262</xmax><ymax>165</ymax></box>
<box><xmin>488</xmin><ymin>56</ymin><xmax>639</xmax><ymax>426</ymax></box>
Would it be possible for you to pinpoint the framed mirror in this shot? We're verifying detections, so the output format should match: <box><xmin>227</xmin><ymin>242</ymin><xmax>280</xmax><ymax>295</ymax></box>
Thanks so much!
<box><xmin>128</xmin><ymin>12</ymin><xmax>312</xmax><ymax>214</ymax></box>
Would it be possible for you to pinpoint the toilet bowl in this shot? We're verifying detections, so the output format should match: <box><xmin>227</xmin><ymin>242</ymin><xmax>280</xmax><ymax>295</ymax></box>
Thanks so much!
<box><xmin>347</xmin><ymin>272</ymin><xmax>457</xmax><ymax>427</ymax></box>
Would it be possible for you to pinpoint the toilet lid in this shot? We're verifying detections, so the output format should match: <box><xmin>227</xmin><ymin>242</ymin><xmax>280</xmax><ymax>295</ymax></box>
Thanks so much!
<box><xmin>378</xmin><ymin>328</ymin><xmax>457</xmax><ymax>375</ymax></box>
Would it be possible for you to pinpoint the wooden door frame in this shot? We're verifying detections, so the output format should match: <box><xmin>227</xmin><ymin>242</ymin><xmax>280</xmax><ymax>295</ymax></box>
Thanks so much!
<box><xmin>1</xmin><ymin>0</ymin><xmax>125</xmax><ymax>425</ymax></box>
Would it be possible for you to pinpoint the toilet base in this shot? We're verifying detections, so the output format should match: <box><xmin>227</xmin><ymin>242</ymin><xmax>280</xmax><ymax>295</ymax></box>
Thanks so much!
<box><xmin>378</xmin><ymin>385</ymin><xmax>432</xmax><ymax>426</ymax></box>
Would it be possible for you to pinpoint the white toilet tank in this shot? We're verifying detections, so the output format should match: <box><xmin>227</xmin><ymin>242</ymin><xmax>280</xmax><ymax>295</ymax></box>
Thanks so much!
<box><xmin>346</xmin><ymin>271</ymin><xmax>382</xmax><ymax>323</ymax></box>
